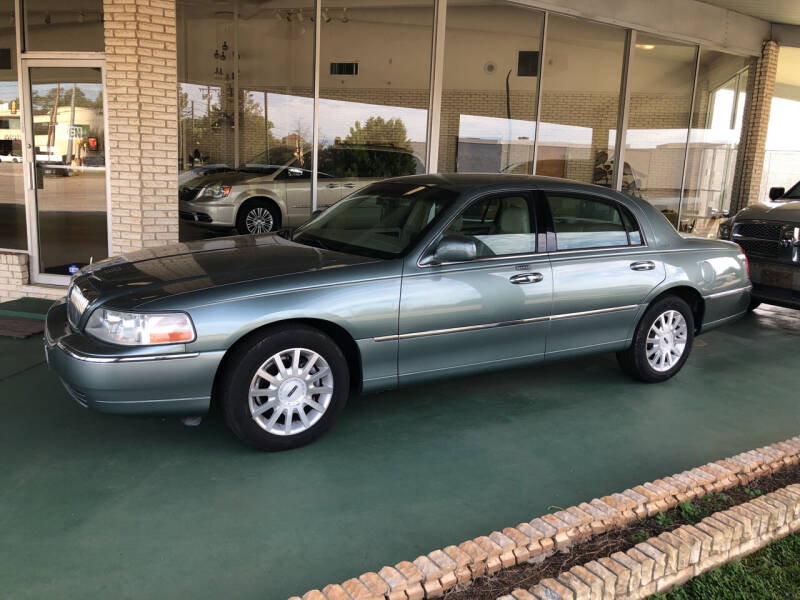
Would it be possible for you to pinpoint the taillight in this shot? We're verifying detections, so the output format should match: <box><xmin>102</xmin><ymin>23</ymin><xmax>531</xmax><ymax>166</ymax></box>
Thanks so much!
<box><xmin>737</xmin><ymin>244</ymin><xmax>750</xmax><ymax>279</ymax></box>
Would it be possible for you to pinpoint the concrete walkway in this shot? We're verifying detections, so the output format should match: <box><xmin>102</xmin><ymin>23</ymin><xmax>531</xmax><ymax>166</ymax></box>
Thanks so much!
<box><xmin>1</xmin><ymin>304</ymin><xmax>798</xmax><ymax>599</ymax></box>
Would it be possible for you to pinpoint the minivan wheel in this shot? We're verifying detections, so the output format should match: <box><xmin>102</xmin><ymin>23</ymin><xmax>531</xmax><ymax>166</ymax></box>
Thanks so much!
<box><xmin>617</xmin><ymin>295</ymin><xmax>694</xmax><ymax>383</ymax></box>
<box><xmin>221</xmin><ymin>325</ymin><xmax>350</xmax><ymax>450</ymax></box>
<box><xmin>236</xmin><ymin>200</ymin><xmax>279</xmax><ymax>235</ymax></box>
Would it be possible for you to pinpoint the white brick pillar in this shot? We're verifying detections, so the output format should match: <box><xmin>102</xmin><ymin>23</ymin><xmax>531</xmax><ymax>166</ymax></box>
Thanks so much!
<box><xmin>730</xmin><ymin>39</ymin><xmax>779</xmax><ymax>214</ymax></box>
<box><xmin>103</xmin><ymin>0</ymin><xmax>178</xmax><ymax>255</ymax></box>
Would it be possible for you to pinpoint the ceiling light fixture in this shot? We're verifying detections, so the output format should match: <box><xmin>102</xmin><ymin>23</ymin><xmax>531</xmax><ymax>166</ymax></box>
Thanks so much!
<box><xmin>635</xmin><ymin>43</ymin><xmax>655</xmax><ymax>50</ymax></box>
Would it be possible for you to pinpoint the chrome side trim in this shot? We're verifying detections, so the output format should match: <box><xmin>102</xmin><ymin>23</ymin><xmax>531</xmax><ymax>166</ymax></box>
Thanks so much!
<box><xmin>703</xmin><ymin>285</ymin><xmax>752</xmax><ymax>300</ymax></box>
<box><xmin>55</xmin><ymin>341</ymin><xmax>199</xmax><ymax>363</ymax></box>
<box><xmin>373</xmin><ymin>316</ymin><xmax>550</xmax><ymax>342</ymax></box>
<box><xmin>374</xmin><ymin>305</ymin><xmax>639</xmax><ymax>342</ymax></box>
<box><xmin>549</xmin><ymin>304</ymin><xmax>639</xmax><ymax>321</ymax></box>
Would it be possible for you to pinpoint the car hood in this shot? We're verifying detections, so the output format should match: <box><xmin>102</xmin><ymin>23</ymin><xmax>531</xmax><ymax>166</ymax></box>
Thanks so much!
<box><xmin>735</xmin><ymin>201</ymin><xmax>800</xmax><ymax>222</ymax></box>
<box><xmin>73</xmin><ymin>234</ymin><xmax>378</xmax><ymax>310</ymax></box>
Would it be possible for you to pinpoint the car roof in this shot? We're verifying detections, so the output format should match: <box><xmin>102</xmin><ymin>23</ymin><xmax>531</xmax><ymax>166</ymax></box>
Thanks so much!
<box><xmin>382</xmin><ymin>173</ymin><xmax>618</xmax><ymax>195</ymax></box>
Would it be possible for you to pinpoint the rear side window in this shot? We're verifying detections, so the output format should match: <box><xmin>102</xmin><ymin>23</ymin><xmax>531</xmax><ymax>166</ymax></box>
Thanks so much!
<box><xmin>547</xmin><ymin>194</ymin><xmax>641</xmax><ymax>250</ymax></box>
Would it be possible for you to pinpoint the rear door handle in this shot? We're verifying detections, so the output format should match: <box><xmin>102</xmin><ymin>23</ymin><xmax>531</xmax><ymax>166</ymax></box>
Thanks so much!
<box><xmin>342</xmin><ymin>183</ymin><xmax>356</xmax><ymax>188</ymax></box>
<box><xmin>630</xmin><ymin>261</ymin><xmax>656</xmax><ymax>271</ymax></box>
<box><xmin>509</xmin><ymin>272</ymin><xmax>543</xmax><ymax>284</ymax></box>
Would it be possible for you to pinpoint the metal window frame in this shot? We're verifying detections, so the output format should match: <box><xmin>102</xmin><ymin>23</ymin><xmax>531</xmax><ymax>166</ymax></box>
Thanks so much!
<box><xmin>13</xmin><ymin>0</ymin><xmax>109</xmax><ymax>285</ymax></box>
<box><xmin>612</xmin><ymin>29</ymin><xmax>636</xmax><ymax>192</ymax></box>
<box><xmin>677</xmin><ymin>44</ymin><xmax>702</xmax><ymax>229</ymax></box>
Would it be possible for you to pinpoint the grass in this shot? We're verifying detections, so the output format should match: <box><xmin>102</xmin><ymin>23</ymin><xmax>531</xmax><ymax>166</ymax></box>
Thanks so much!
<box><xmin>649</xmin><ymin>533</ymin><xmax>800</xmax><ymax>600</ymax></box>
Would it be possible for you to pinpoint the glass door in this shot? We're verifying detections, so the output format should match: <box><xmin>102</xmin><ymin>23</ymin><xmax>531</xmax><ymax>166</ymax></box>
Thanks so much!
<box><xmin>22</xmin><ymin>62</ymin><xmax>108</xmax><ymax>284</ymax></box>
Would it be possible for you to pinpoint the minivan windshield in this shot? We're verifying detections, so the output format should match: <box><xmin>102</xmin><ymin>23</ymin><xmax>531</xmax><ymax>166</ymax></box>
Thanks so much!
<box><xmin>293</xmin><ymin>182</ymin><xmax>457</xmax><ymax>259</ymax></box>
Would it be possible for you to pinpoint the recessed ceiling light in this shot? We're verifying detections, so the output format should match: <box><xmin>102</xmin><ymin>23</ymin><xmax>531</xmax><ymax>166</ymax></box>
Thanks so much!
<box><xmin>635</xmin><ymin>44</ymin><xmax>656</xmax><ymax>50</ymax></box>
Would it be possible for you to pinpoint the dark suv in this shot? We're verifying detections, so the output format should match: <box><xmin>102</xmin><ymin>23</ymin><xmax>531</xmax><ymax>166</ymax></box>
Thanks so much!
<box><xmin>720</xmin><ymin>180</ymin><xmax>800</xmax><ymax>310</ymax></box>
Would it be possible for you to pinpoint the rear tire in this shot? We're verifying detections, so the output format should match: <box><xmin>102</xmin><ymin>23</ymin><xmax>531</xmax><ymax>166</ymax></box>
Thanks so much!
<box><xmin>221</xmin><ymin>325</ymin><xmax>350</xmax><ymax>450</ymax></box>
<box><xmin>617</xmin><ymin>295</ymin><xmax>694</xmax><ymax>383</ymax></box>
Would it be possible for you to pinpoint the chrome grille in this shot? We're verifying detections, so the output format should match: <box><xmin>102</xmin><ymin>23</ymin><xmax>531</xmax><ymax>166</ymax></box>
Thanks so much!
<box><xmin>68</xmin><ymin>285</ymin><xmax>89</xmax><ymax>328</ymax></box>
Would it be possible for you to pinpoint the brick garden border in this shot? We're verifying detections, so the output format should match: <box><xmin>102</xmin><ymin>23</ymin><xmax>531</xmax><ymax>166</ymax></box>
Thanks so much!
<box><xmin>290</xmin><ymin>437</ymin><xmax>800</xmax><ymax>600</ymax></box>
<box><xmin>503</xmin><ymin>483</ymin><xmax>800</xmax><ymax>600</ymax></box>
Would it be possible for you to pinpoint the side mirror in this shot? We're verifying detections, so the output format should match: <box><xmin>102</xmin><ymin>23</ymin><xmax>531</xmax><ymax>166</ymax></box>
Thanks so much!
<box><xmin>288</xmin><ymin>167</ymin><xmax>304</xmax><ymax>178</ymax></box>
<box><xmin>421</xmin><ymin>234</ymin><xmax>477</xmax><ymax>265</ymax></box>
<box><xmin>769</xmin><ymin>187</ymin><xmax>785</xmax><ymax>201</ymax></box>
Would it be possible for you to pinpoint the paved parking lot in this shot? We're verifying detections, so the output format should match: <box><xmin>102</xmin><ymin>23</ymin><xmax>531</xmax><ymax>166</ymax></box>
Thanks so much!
<box><xmin>1</xmin><ymin>304</ymin><xmax>799</xmax><ymax>599</ymax></box>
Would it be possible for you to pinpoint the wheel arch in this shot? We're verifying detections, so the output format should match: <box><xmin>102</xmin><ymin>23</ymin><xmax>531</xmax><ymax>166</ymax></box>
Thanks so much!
<box><xmin>211</xmin><ymin>317</ymin><xmax>363</xmax><ymax>409</ymax></box>
<box><xmin>236</xmin><ymin>195</ymin><xmax>283</xmax><ymax>229</ymax></box>
<box><xmin>646</xmin><ymin>284</ymin><xmax>705</xmax><ymax>332</ymax></box>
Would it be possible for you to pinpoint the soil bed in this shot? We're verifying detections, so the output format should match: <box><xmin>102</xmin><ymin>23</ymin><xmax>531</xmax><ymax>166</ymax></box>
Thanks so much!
<box><xmin>443</xmin><ymin>462</ymin><xmax>800</xmax><ymax>600</ymax></box>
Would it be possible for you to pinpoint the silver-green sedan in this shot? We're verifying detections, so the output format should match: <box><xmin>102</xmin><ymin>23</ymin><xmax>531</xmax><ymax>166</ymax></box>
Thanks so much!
<box><xmin>45</xmin><ymin>175</ymin><xmax>751</xmax><ymax>450</ymax></box>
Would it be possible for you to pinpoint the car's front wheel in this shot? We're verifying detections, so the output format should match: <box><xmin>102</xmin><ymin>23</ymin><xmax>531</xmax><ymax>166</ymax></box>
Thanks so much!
<box><xmin>236</xmin><ymin>200</ymin><xmax>280</xmax><ymax>235</ymax></box>
<box><xmin>617</xmin><ymin>295</ymin><xmax>694</xmax><ymax>383</ymax></box>
<box><xmin>221</xmin><ymin>325</ymin><xmax>350</xmax><ymax>450</ymax></box>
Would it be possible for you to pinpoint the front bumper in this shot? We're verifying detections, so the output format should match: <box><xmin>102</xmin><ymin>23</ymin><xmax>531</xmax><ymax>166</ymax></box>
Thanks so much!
<box><xmin>178</xmin><ymin>198</ymin><xmax>236</xmax><ymax>229</ymax></box>
<box><xmin>45</xmin><ymin>300</ymin><xmax>224</xmax><ymax>416</ymax></box>
<box><xmin>749</xmin><ymin>259</ymin><xmax>800</xmax><ymax>308</ymax></box>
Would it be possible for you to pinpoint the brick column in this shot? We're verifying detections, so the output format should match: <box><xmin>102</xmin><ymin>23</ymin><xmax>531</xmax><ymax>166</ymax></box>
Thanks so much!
<box><xmin>103</xmin><ymin>0</ymin><xmax>178</xmax><ymax>255</ymax></box>
<box><xmin>730</xmin><ymin>40</ymin><xmax>778</xmax><ymax>214</ymax></box>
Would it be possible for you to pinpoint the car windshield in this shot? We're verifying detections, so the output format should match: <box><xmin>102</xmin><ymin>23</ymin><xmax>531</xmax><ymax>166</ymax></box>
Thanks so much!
<box><xmin>293</xmin><ymin>182</ymin><xmax>457</xmax><ymax>259</ymax></box>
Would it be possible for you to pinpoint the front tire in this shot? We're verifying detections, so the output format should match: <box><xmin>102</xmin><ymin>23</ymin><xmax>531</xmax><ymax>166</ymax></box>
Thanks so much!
<box><xmin>221</xmin><ymin>325</ymin><xmax>350</xmax><ymax>450</ymax></box>
<box><xmin>236</xmin><ymin>200</ymin><xmax>280</xmax><ymax>235</ymax></box>
<box><xmin>617</xmin><ymin>295</ymin><xmax>694</xmax><ymax>383</ymax></box>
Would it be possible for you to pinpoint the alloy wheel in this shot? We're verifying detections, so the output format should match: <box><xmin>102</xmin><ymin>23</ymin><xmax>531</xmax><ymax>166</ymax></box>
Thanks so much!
<box><xmin>245</xmin><ymin>207</ymin><xmax>274</xmax><ymax>233</ymax></box>
<box><xmin>248</xmin><ymin>348</ymin><xmax>334</xmax><ymax>436</ymax></box>
<box><xmin>645</xmin><ymin>309</ymin><xmax>688</xmax><ymax>372</ymax></box>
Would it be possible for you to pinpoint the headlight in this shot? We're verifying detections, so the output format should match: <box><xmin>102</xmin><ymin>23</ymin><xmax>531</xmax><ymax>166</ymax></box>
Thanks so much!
<box><xmin>200</xmin><ymin>183</ymin><xmax>232</xmax><ymax>199</ymax></box>
<box><xmin>85</xmin><ymin>309</ymin><xmax>196</xmax><ymax>345</ymax></box>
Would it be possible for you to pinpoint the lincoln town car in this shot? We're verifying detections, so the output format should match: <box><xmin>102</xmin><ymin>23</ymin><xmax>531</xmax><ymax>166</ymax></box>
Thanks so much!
<box><xmin>46</xmin><ymin>175</ymin><xmax>751</xmax><ymax>450</ymax></box>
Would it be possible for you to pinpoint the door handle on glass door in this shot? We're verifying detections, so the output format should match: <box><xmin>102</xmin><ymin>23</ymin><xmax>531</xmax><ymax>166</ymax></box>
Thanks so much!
<box><xmin>509</xmin><ymin>272</ymin><xmax>543</xmax><ymax>284</ymax></box>
<box><xmin>630</xmin><ymin>261</ymin><xmax>656</xmax><ymax>271</ymax></box>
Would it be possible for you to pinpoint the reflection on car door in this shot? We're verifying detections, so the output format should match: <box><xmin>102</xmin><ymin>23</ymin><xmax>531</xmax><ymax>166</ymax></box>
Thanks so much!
<box><xmin>542</xmin><ymin>190</ymin><xmax>665</xmax><ymax>356</ymax></box>
<box><xmin>398</xmin><ymin>192</ymin><xmax>553</xmax><ymax>384</ymax></box>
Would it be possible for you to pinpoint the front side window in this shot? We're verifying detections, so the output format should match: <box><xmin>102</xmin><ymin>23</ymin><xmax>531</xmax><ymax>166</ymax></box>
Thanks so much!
<box><xmin>293</xmin><ymin>182</ymin><xmax>457</xmax><ymax>259</ymax></box>
<box><xmin>442</xmin><ymin>193</ymin><xmax>536</xmax><ymax>258</ymax></box>
<box><xmin>548</xmin><ymin>194</ymin><xmax>637</xmax><ymax>250</ymax></box>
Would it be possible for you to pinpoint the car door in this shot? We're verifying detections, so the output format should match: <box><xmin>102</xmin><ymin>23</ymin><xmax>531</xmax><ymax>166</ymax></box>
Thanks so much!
<box><xmin>398</xmin><ymin>191</ymin><xmax>553</xmax><ymax>384</ymax></box>
<box><xmin>542</xmin><ymin>189</ymin><xmax>666</xmax><ymax>357</ymax></box>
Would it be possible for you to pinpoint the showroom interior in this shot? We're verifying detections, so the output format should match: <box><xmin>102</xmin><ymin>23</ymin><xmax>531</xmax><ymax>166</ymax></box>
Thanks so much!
<box><xmin>0</xmin><ymin>0</ymin><xmax>798</xmax><ymax>297</ymax></box>
<box><xmin>4</xmin><ymin>1</ymin><xmax>800</xmax><ymax>600</ymax></box>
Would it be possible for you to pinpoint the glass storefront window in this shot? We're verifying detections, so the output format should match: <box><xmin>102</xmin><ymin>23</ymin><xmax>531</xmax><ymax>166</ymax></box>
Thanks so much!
<box><xmin>536</xmin><ymin>15</ymin><xmax>626</xmax><ymax>185</ymax></box>
<box><xmin>23</xmin><ymin>0</ymin><xmax>104</xmax><ymax>52</ymax></box>
<box><xmin>0</xmin><ymin>0</ymin><xmax>26</xmax><ymax>250</ymax></box>
<box><xmin>30</xmin><ymin>67</ymin><xmax>108</xmax><ymax>275</ymax></box>
<box><xmin>177</xmin><ymin>0</ymin><xmax>315</xmax><ymax>240</ymax></box>
<box><xmin>682</xmin><ymin>50</ymin><xmax>749</xmax><ymax>236</ymax></box>
<box><xmin>437</xmin><ymin>0</ymin><xmax>544</xmax><ymax>174</ymax></box>
<box><xmin>620</xmin><ymin>34</ymin><xmax>696</xmax><ymax>227</ymax></box>
<box><xmin>318</xmin><ymin>0</ymin><xmax>433</xmax><ymax>190</ymax></box>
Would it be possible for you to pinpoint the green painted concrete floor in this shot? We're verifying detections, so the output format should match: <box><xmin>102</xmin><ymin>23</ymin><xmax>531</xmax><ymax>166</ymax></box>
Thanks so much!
<box><xmin>1</xmin><ymin>303</ymin><xmax>799</xmax><ymax>599</ymax></box>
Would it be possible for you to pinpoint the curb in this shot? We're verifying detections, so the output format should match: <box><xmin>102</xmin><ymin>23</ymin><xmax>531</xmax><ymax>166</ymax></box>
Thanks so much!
<box><xmin>290</xmin><ymin>436</ymin><xmax>800</xmax><ymax>600</ymax></box>
<box><xmin>503</xmin><ymin>483</ymin><xmax>800</xmax><ymax>600</ymax></box>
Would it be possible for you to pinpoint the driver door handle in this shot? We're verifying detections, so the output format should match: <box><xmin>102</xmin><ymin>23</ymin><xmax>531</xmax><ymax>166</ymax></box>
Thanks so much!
<box><xmin>509</xmin><ymin>272</ymin><xmax>543</xmax><ymax>284</ymax></box>
<box><xmin>630</xmin><ymin>261</ymin><xmax>656</xmax><ymax>271</ymax></box>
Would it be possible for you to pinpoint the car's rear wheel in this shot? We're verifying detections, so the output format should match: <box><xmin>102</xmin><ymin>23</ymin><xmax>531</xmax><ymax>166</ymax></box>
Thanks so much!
<box><xmin>617</xmin><ymin>295</ymin><xmax>694</xmax><ymax>383</ymax></box>
<box><xmin>236</xmin><ymin>200</ymin><xmax>280</xmax><ymax>235</ymax></box>
<box><xmin>221</xmin><ymin>325</ymin><xmax>350</xmax><ymax>450</ymax></box>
